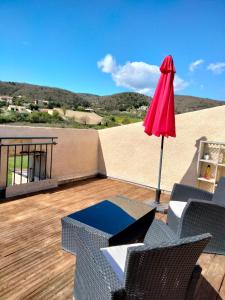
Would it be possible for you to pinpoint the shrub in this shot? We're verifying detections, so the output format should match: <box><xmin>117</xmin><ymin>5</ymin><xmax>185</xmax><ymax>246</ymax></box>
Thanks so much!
<box><xmin>16</xmin><ymin>113</ymin><xmax>30</xmax><ymax>122</ymax></box>
<box><xmin>0</xmin><ymin>113</ymin><xmax>17</xmax><ymax>123</ymax></box>
<box><xmin>121</xmin><ymin>117</ymin><xmax>131</xmax><ymax>124</ymax></box>
<box><xmin>29</xmin><ymin>104</ymin><xmax>39</xmax><ymax>111</ymax></box>
<box><xmin>0</xmin><ymin>101</ymin><xmax>6</xmax><ymax>108</ymax></box>
<box><xmin>29</xmin><ymin>112</ymin><xmax>53</xmax><ymax>123</ymax></box>
<box><xmin>52</xmin><ymin>110</ymin><xmax>63</xmax><ymax>121</ymax></box>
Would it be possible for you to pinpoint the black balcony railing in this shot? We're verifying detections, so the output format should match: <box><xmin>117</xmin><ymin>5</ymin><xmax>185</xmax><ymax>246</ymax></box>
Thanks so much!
<box><xmin>0</xmin><ymin>137</ymin><xmax>57</xmax><ymax>197</ymax></box>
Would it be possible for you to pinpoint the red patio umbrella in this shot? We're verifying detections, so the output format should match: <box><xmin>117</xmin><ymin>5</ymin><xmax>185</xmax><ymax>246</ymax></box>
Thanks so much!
<box><xmin>143</xmin><ymin>55</ymin><xmax>176</xmax><ymax>204</ymax></box>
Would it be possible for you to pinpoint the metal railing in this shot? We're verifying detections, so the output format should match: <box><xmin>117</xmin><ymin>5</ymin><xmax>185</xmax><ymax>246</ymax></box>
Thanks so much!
<box><xmin>0</xmin><ymin>137</ymin><xmax>57</xmax><ymax>190</ymax></box>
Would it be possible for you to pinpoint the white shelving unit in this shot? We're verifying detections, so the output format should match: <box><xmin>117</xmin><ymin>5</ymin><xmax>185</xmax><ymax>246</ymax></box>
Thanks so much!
<box><xmin>197</xmin><ymin>141</ymin><xmax>225</xmax><ymax>192</ymax></box>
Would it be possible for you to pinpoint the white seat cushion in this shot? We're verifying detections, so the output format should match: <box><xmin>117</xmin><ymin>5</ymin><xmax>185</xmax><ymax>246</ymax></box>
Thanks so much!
<box><xmin>169</xmin><ymin>201</ymin><xmax>187</xmax><ymax>218</ymax></box>
<box><xmin>100</xmin><ymin>243</ymin><xmax>144</xmax><ymax>282</ymax></box>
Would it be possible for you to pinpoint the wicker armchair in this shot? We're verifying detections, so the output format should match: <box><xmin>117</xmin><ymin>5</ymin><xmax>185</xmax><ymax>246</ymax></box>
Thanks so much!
<box><xmin>167</xmin><ymin>176</ymin><xmax>225</xmax><ymax>255</ymax></box>
<box><xmin>73</xmin><ymin>220</ymin><xmax>211</xmax><ymax>300</ymax></box>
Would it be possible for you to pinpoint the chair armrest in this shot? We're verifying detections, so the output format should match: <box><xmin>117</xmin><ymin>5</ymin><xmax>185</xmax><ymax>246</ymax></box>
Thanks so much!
<box><xmin>170</xmin><ymin>183</ymin><xmax>213</xmax><ymax>202</ymax></box>
<box><xmin>61</xmin><ymin>216</ymin><xmax>112</xmax><ymax>255</ymax></box>
<box><xmin>75</xmin><ymin>234</ymin><xmax>126</xmax><ymax>299</ymax></box>
<box><xmin>89</xmin><ymin>244</ymin><xmax>126</xmax><ymax>299</ymax></box>
<box><xmin>144</xmin><ymin>220</ymin><xmax>178</xmax><ymax>246</ymax></box>
<box><xmin>93</xmin><ymin>249</ymin><xmax>126</xmax><ymax>297</ymax></box>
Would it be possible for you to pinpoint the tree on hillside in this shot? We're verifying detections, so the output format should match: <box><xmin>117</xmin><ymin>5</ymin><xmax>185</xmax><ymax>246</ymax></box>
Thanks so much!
<box><xmin>62</xmin><ymin>106</ymin><xmax>68</xmax><ymax>116</ymax></box>
<box><xmin>0</xmin><ymin>101</ymin><xmax>6</xmax><ymax>108</ymax></box>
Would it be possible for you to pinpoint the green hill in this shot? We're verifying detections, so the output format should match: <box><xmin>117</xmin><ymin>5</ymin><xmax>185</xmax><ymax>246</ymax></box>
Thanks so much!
<box><xmin>97</xmin><ymin>93</ymin><xmax>225</xmax><ymax>114</ymax></box>
<box><xmin>0</xmin><ymin>81</ymin><xmax>91</xmax><ymax>108</ymax></box>
<box><xmin>0</xmin><ymin>81</ymin><xmax>224</xmax><ymax>114</ymax></box>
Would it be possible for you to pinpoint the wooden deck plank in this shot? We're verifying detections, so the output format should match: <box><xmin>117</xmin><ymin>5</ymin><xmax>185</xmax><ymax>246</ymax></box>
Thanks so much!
<box><xmin>194</xmin><ymin>254</ymin><xmax>216</xmax><ymax>300</ymax></box>
<box><xmin>0</xmin><ymin>178</ymin><xmax>223</xmax><ymax>299</ymax></box>
<box><xmin>194</xmin><ymin>255</ymin><xmax>225</xmax><ymax>300</ymax></box>
<box><xmin>219</xmin><ymin>276</ymin><xmax>225</xmax><ymax>300</ymax></box>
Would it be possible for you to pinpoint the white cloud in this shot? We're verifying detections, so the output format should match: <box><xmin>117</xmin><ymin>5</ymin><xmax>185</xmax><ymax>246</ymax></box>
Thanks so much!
<box><xmin>189</xmin><ymin>59</ymin><xmax>204</xmax><ymax>72</ymax></box>
<box><xmin>97</xmin><ymin>54</ymin><xmax>117</xmax><ymax>74</ymax></box>
<box><xmin>174</xmin><ymin>75</ymin><xmax>189</xmax><ymax>91</ymax></box>
<box><xmin>112</xmin><ymin>61</ymin><xmax>160</xmax><ymax>95</ymax></box>
<box><xmin>207</xmin><ymin>62</ymin><xmax>225</xmax><ymax>74</ymax></box>
<box><xmin>97</xmin><ymin>54</ymin><xmax>188</xmax><ymax>95</ymax></box>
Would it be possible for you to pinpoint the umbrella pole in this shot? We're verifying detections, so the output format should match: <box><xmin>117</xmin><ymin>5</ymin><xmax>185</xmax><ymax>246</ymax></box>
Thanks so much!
<box><xmin>155</xmin><ymin>136</ymin><xmax>164</xmax><ymax>204</ymax></box>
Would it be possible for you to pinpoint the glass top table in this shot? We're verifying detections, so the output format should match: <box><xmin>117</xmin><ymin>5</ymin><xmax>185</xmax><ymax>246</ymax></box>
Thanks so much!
<box><xmin>68</xmin><ymin>200</ymin><xmax>136</xmax><ymax>235</ymax></box>
<box><xmin>61</xmin><ymin>196</ymin><xmax>155</xmax><ymax>255</ymax></box>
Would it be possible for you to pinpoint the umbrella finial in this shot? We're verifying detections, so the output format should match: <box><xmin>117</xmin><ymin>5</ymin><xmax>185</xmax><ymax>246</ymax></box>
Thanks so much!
<box><xmin>160</xmin><ymin>55</ymin><xmax>176</xmax><ymax>73</ymax></box>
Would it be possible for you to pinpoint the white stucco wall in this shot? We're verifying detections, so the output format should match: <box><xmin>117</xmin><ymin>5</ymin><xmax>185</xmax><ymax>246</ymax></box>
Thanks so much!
<box><xmin>0</xmin><ymin>125</ymin><xmax>99</xmax><ymax>184</ymax></box>
<box><xmin>98</xmin><ymin>105</ymin><xmax>225</xmax><ymax>191</ymax></box>
<box><xmin>1</xmin><ymin>105</ymin><xmax>225</xmax><ymax>194</ymax></box>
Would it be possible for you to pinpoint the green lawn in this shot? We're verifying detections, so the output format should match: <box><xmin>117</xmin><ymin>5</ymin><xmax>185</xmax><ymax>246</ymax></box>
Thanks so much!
<box><xmin>8</xmin><ymin>155</ymin><xmax>28</xmax><ymax>186</ymax></box>
<box><xmin>114</xmin><ymin>115</ymin><xmax>142</xmax><ymax>124</ymax></box>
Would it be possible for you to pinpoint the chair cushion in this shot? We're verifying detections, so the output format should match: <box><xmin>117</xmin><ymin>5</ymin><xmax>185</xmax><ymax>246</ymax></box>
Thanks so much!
<box><xmin>169</xmin><ymin>201</ymin><xmax>187</xmax><ymax>218</ymax></box>
<box><xmin>100</xmin><ymin>243</ymin><xmax>144</xmax><ymax>282</ymax></box>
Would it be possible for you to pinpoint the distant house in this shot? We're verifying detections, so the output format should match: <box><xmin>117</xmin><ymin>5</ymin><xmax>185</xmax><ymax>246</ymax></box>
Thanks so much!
<box><xmin>137</xmin><ymin>105</ymin><xmax>148</xmax><ymax>111</ymax></box>
<box><xmin>0</xmin><ymin>96</ymin><xmax>13</xmax><ymax>104</ymax></box>
<box><xmin>84</xmin><ymin>108</ymin><xmax>94</xmax><ymax>112</ymax></box>
<box><xmin>43</xmin><ymin>100</ymin><xmax>49</xmax><ymax>105</ymax></box>
<box><xmin>8</xmin><ymin>105</ymin><xmax>31</xmax><ymax>114</ymax></box>
<box><xmin>33</xmin><ymin>99</ymin><xmax>49</xmax><ymax>106</ymax></box>
<box><xmin>23</xmin><ymin>103</ymin><xmax>31</xmax><ymax>108</ymax></box>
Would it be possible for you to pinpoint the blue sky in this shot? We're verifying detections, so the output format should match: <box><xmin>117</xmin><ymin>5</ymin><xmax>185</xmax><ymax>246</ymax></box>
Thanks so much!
<box><xmin>0</xmin><ymin>0</ymin><xmax>225</xmax><ymax>100</ymax></box>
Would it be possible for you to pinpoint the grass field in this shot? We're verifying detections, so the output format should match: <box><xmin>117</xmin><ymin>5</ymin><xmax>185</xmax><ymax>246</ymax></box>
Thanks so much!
<box><xmin>114</xmin><ymin>114</ymin><xmax>142</xmax><ymax>124</ymax></box>
<box><xmin>8</xmin><ymin>155</ymin><xmax>28</xmax><ymax>186</ymax></box>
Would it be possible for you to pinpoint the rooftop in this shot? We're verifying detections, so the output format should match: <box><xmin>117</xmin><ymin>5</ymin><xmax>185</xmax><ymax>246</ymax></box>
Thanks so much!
<box><xmin>0</xmin><ymin>178</ymin><xmax>224</xmax><ymax>300</ymax></box>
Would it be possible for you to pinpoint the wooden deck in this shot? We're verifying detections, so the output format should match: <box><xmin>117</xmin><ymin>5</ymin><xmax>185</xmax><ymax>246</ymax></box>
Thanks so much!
<box><xmin>0</xmin><ymin>178</ymin><xmax>224</xmax><ymax>299</ymax></box>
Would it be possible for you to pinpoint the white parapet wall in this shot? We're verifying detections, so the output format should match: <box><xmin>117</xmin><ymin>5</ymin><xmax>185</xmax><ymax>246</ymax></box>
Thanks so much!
<box><xmin>6</xmin><ymin>179</ymin><xmax>58</xmax><ymax>198</ymax></box>
<box><xmin>98</xmin><ymin>105</ymin><xmax>225</xmax><ymax>192</ymax></box>
<box><xmin>0</xmin><ymin>125</ymin><xmax>99</xmax><ymax>185</ymax></box>
<box><xmin>1</xmin><ymin>105</ymin><xmax>225</xmax><ymax>195</ymax></box>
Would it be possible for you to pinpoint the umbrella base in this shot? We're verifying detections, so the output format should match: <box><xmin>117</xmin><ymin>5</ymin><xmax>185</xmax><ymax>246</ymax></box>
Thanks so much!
<box><xmin>144</xmin><ymin>200</ymin><xmax>168</xmax><ymax>214</ymax></box>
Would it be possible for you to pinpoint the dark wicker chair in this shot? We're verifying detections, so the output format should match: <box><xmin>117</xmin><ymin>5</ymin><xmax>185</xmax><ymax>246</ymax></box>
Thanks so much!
<box><xmin>167</xmin><ymin>176</ymin><xmax>225</xmax><ymax>255</ymax></box>
<box><xmin>73</xmin><ymin>220</ymin><xmax>211</xmax><ymax>300</ymax></box>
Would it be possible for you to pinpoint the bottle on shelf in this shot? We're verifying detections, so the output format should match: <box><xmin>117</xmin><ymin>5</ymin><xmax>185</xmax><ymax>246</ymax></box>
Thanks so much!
<box><xmin>204</xmin><ymin>165</ymin><xmax>211</xmax><ymax>180</ymax></box>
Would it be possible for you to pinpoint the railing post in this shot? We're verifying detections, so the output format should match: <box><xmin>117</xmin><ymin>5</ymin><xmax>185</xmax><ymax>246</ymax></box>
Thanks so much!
<box><xmin>50</xmin><ymin>142</ymin><xmax>53</xmax><ymax>179</ymax></box>
<box><xmin>13</xmin><ymin>145</ymin><xmax>16</xmax><ymax>185</ymax></box>
<box><xmin>20</xmin><ymin>145</ymin><xmax>23</xmax><ymax>184</ymax></box>
<box><xmin>44</xmin><ymin>144</ymin><xmax>48</xmax><ymax>179</ymax></box>
<box><xmin>0</xmin><ymin>145</ymin><xmax>8</xmax><ymax>199</ymax></box>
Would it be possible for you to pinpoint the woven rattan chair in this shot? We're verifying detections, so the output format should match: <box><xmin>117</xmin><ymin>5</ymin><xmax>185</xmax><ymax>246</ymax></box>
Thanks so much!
<box><xmin>167</xmin><ymin>176</ymin><xmax>225</xmax><ymax>255</ymax></box>
<box><xmin>73</xmin><ymin>220</ymin><xmax>211</xmax><ymax>300</ymax></box>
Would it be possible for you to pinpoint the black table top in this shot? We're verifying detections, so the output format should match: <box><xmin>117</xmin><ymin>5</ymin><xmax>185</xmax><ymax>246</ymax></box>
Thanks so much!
<box><xmin>67</xmin><ymin>200</ymin><xmax>136</xmax><ymax>235</ymax></box>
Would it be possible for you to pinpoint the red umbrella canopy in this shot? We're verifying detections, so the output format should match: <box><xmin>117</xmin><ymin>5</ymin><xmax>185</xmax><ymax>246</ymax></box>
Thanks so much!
<box><xmin>143</xmin><ymin>55</ymin><xmax>176</xmax><ymax>137</ymax></box>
